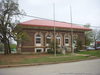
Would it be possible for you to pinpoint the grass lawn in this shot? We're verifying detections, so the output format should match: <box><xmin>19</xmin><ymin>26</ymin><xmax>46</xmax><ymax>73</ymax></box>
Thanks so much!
<box><xmin>78</xmin><ymin>50</ymin><xmax>100</xmax><ymax>57</ymax></box>
<box><xmin>0</xmin><ymin>50</ymin><xmax>100</xmax><ymax>66</ymax></box>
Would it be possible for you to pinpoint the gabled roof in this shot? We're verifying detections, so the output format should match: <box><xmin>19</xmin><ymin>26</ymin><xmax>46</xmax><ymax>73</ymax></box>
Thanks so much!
<box><xmin>19</xmin><ymin>19</ymin><xmax>91</xmax><ymax>31</ymax></box>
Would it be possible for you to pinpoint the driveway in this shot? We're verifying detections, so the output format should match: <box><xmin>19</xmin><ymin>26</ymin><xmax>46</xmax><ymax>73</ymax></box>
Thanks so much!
<box><xmin>0</xmin><ymin>59</ymin><xmax>100</xmax><ymax>75</ymax></box>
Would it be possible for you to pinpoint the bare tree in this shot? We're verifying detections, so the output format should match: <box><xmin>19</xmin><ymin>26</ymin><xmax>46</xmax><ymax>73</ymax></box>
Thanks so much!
<box><xmin>0</xmin><ymin>0</ymin><xmax>21</xmax><ymax>54</ymax></box>
<box><xmin>92</xmin><ymin>29</ymin><xmax>100</xmax><ymax>50</ymax></box>
<box><xmin>84</xmin><ymin>24</ymin><xmax>93</xmax><ymax>46</ymax></box>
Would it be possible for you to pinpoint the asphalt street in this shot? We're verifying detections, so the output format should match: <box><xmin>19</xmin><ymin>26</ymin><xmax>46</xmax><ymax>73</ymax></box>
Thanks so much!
<box><xmin>0</xmin><ymin>59</ymin><xmax>100</xmax><ymax>75</ymax></box>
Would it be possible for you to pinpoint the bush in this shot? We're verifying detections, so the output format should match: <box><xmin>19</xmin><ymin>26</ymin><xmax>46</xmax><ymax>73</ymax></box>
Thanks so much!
<box><xmin>47</xmin><ymin>49</ymin><xmax>61</xmax><ymax>54</ymax></box>
<box><xmin>76</xmin><ymin>39</ymin><xmax>82</xmax><ymax>52</ymax></box>
<box><xmin>47</xmin><ymin>49</ymin><xmax>54</xmax><ymax>54</ymax></box>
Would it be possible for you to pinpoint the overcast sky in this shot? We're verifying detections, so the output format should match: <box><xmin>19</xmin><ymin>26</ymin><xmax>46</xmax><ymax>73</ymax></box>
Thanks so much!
<box><xmin>19</xmin><ymin>0</ymin><xmax>100</xmax><ymax>27</ymax></box>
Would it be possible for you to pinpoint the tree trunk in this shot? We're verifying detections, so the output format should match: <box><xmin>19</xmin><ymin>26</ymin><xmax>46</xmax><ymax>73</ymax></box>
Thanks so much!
<box><xmin>94</xmin><ymin>36</ymin><xmax>97</xmax><ymax>50</ymax></box>
<box><xmin>94</xmin><ymin>40</ymin><xmax>97</xmax><ymax>50</ymax></box>
<box><xmin>8</xmin><ymin>39</ymin><xmax>11</xmax><ymax>54</ymax></box>
<box><xmin>3</xmin><ymin>40</ymin><xmax>9</xmax><ymax>55</ymax></box>
<box><xmin>3</xmin><ymin>36</ymin><xmax>11</xmax><ymax>55</ymax></box>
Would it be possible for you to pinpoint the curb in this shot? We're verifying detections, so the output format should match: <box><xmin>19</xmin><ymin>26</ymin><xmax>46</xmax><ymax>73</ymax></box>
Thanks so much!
<box><xmin>0</xmin><ymin>62</ymin><xmax>60</xmax><ymax>68</ymax></box>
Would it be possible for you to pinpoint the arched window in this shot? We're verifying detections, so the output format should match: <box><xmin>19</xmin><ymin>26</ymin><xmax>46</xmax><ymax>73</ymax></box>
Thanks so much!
<box><xmin>65</xmin><ymin>38</ymin><xmax>69</xmax><ymax>44</ymax></box>
<box><xmin>35</xmin><ymin>33</ymin><xmax>42</xmax><ymax>46</ymax></box>
<box><xmin>64</xmin><ymin>35</ymin><xmax>70</xmax><ymax>46</ymax></box>
<box><xmin>45</xmin><ymin>33</ymin><xmax>53</xmax><ymax>46</ymax></box>
<box><xmin>56</xmin><ymin>35</ymin><xmax>61</xmax><ymax>46</ymax></box>
<box><xmin>36</xmin><ymin>34</ymin><xmax>41</xmax><ymax>43</ymax></box>
<box><xmin>46</xmin><ymin>35</ymin><xmax>51</xmax><ymax>44</ymax></box>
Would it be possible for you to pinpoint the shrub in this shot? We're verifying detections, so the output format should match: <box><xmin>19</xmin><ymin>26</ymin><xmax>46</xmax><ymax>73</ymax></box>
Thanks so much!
<box><xmin>75</xmin><ymin>39</ymin><xmax>82</xmax><ymax>52</ymax></box>
<box><xmin>47</xmin><ymin>49</ymin><xmax>54</xmax><ymax>54</ymax></box>
<box><xmin>47</xmin><ymin>49</ymin><xmax>61</xmax><ymax>54</ymax></box>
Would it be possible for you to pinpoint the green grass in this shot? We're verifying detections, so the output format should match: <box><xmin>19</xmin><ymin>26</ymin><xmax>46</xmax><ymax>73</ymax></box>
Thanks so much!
<box><xmin>19</xmin><ymin>50</ymin><xmax>100</xmax><ymax>64</ymax></box>
<box><xmin>78</xmin><ymin>50</ymin><xmax>100</xmax><ymax>57</ymax></box>
<box><xmin>20</xmin><ymin>55</ymin><xmax>89</xmax><ymax>64</ymax></box>
<box><xmin>0</xmin><ymin>50</ymin><xmax>100</xmax><ymax>65</ymax></box>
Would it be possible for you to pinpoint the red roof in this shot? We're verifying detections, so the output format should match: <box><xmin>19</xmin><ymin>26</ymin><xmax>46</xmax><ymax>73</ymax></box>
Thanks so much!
<box><xmin>19</xmin><ymin>19</ymin><xmax>91</xmax><ymax>31</ymax></box>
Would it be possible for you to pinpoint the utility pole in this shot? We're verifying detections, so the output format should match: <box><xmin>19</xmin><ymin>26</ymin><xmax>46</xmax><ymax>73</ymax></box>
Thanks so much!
<box><xmin>53</xmin><ymin>2</ymin><xmax>56</xmax><ymax>56</ymax></box>
<box><xmin>69</xmin><ymin>1</ymin><xmax>74</xmax><ymax>54</ymax></box>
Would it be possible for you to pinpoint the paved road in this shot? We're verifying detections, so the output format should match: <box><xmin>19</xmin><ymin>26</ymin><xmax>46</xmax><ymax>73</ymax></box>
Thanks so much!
<box><xmin>0</xmin><ymin>59</ymin><xmax>100</xmax><ymax>75</ymax></box>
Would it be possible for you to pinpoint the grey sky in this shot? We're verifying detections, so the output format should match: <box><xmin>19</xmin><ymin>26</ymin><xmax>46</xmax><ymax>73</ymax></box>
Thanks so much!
<box><xmin>19</xmin><ymin>0</ymin><xmax>100</xmax><ymax>27</ymax></box>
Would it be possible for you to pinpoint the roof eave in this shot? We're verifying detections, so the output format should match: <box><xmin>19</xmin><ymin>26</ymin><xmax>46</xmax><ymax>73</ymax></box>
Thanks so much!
<box><xmin>19</xmin><ymin>23</ymin><xmax>92</xmax><ymax>31</ymax></box>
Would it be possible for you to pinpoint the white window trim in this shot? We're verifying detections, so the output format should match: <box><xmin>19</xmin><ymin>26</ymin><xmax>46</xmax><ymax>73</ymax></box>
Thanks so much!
<box><xmin>35</xmin><ymin>33</ymin><xmax>43</xmax><ymax>46</ymax></box>
<box><xmin>56</xmin><ymin>36</ymin><xmax>61</xmax><ymax>46</ymax></box>
<box><xmin>46</xmin><ymin>37</ymin><xmax>51</xmax><ymax>46</ymax></box>
<box><xmin>35</xmin><ymin>48</ymin><xmax>44</xmax><ymax>53</ymax></box>
<box><xmin>64</xmin><ymin>37</ymin><xmax>69</xmax><ymax>46</ymax></box>
<box><xmin>45</xmin><ymin>34</ymin><xmax>52</xmax><ymax>46</ymax></box>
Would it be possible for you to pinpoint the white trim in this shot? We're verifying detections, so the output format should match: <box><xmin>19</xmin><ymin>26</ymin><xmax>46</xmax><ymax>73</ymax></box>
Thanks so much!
<box><xmin>56</xmin><ymin>35</ymin><xmax>61</xmax><ymax>46</ymax></box>
<box><xmin>34</xmin><ymin>33</ymin><xmax>43</xmax><ymax>46</ymax></box>
<box><xmin>45</xmin><ymin>33</ymin><xmax>53</xmax><ymax>46</ymax></box>
<box><xmin>46</xmin><ymin>36</ymin><xmax>51</xmax><ymax>46</ymax></box>
<box><xmin>35</xmin><ymin>48</ymin><xmax>44</xmax><ymax>53</ymax></box>
<box><xmin>64</xmin><ymin>35</ymin><xmax>70</xmax><ymax>46</ymax></box>
<box><xmin>65</xmin><ymin>38</ymin><xmax>69</xmax><ymax>46</ymax></box>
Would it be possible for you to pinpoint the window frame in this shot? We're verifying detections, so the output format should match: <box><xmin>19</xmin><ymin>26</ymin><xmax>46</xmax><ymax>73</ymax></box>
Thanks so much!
<box><xmin>56</xmin><ymin>35</ymin><xmax>61</xmax><ymax>46</ymax></box>
<box><xmin>35</xmin><ymin>34</ymin><xmax>42</xmax><ymax>46</ymax></box>
<box><xmin>35</xmin><ymin>48</ymin><xmax>44</xmax><ymax>53</ymax></box>
<box><xmin>46</xmin><ymin>34</ymin><xmax>52</xmax><ymax>46</ymax></box>
<box><xmin>64</xmin><ymin>37</ymin><xmax>69</xmax><ymax>46</ymax></box>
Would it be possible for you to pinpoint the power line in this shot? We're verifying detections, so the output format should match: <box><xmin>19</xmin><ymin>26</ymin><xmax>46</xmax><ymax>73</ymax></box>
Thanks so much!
<box><xmin>20</xmin><ymin>14</ymin><xmax>53</xmax><ymax>21</ymax></box>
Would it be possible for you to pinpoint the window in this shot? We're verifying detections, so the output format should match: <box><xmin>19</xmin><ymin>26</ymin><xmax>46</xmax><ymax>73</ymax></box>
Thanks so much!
<box><xmin>65</xmin><ymin>39</ymin><xmax>69</xmax><ymax>44</ymax></box>
<box><xmin>37</xmin><ymin>49</ymin><xmax>42</xmax><ymax>52</ymax></box>
<box><xmin>64</xmin><ymin>37</ymin><xmax>69</xmax><ymax>46</ymax></box>
<box><xmin>36</xmin><ymin>38</ymin><xmax>41</xmax><ymax>43</ymax></box>
<box><xmin>46</xmin><ymin>35</ymin><xmax>51</xmax><ymax>44</ymax></box>
<box><xmin>36</xmin><ymin>34</ymin><xmax>41</xmax><ymax>44</ymax></box>
<box><xmin>56</xmin><ymin>35</ymin><xmax>61</xmax><ymax>45</ymax></box>
<box><xmin>35</xmin><ymin>48</ymin><xmax>44</xmax><ymax>53</ymax></box>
